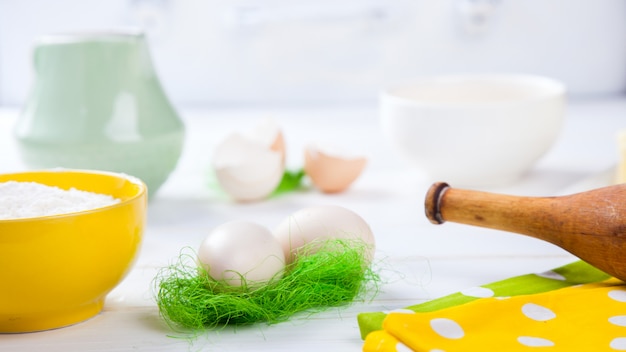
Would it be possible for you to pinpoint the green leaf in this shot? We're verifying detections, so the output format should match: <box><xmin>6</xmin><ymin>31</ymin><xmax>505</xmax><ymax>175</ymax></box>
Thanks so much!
<box><xmin>273</xmin><ymin>169</ymin><xmax>306</xmax><ymax>195</ymax></box>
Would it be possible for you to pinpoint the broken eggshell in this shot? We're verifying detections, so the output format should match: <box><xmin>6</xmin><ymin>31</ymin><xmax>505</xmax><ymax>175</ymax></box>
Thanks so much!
<box><xmin>242</xmin><ymin>118</ymin><xmax>286</xmax><ymax>164</ymax></box>
<box><xmin>304</xmin><ymin>144</ymin><xmax>367</xmax><ymax>193</ymax></box>
<box><xmin>213</xmin><ymin>133</ymin><xmax>284</xmax><ymax>202</ymax></box>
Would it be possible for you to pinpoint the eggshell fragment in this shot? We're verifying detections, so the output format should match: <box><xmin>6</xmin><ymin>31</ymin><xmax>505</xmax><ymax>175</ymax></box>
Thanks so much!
<box><xmin>304</xmin><ymin>144</ymin><xmax>367</xmax><ymax>193</ymax></box>
<box><xmin>244</xmin><ymin>118</ymin><xmax>286</xmax><ymax>163</ymax></box>
<box><xmin>198</xmin><ymin>221</ymin><xmax>286</xmax><ymax>288</ymax></box>
<box><xmin>248</xmin><ymin>119</ymin><xmax>287</xmax><ymax>161</ymax></box>
<box><xmin>273</xmin><ymin>205</ymin><xmax>375</xmax><ymax>264</ymax></box>
<box><xmin>213</xmin><ymin>133</ymin><xmax>284</xmax><ymax>202</ymax></box>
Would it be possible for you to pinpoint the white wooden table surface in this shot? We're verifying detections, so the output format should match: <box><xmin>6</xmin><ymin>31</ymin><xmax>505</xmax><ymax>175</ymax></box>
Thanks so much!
<box><xmin>1</xmin><ymin>97</ymin><xmax>625</xmax><ymax>351</ymax></box>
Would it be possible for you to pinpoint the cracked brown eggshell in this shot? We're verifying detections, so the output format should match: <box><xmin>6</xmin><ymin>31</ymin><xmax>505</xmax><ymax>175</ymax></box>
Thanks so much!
<box><xmin>304</xmin><ymin>145</ymin><xmax>367</xmax><ymax>193</ymax></box>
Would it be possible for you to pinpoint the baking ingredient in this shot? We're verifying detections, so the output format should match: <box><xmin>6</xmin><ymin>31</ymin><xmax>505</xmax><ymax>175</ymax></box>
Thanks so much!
<box><xmin>304</xmin><ymin>143</ymin><xmax>367</xmax><ymax>193</ymax></box>
<box><xmin>156</xmin><ymin>239</ymin><xmax>379</xmax><ymax>329</ymax></box>
<box><xmin>212</xmin><ymin>120</ymin><xmax>285</xmax><ymax>202</ymax></box>
<box><xmin>0</xmin><ymin>181</ymin><xmax>120</xmax><ymax>220</ymax></box>
<box><xmin>197</xmin><ymin>221</ymin><xmax>286</xmax><ymax>288</ymax></box>
<box><xmin>273</xmin><ymin>205</ymin><xmax>375</xmax><ymax>264</ymax></box>
<box><xmin>155</xmin><ymin>207</ymin><xmax>379</xmax><ymax>329</ymax></box>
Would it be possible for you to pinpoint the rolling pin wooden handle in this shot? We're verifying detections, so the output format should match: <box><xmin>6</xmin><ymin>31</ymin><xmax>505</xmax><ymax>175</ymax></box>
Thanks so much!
<box><xmin>424</xmin><ymin>182</ymin><xmax>450</xmax><ymax>225</ymax></box>
<box><xmin>424</xmin><ymin>182</ymin><xmax>557</xmax><ymax>240</ymax></box>
<box><xmin>424</xmin><ymin>182</ymin><xmax>626</xmax><ymax>281</ymax></box>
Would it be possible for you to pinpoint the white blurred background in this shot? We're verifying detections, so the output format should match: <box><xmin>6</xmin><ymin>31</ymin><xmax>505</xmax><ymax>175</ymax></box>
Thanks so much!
<box><xmin>1</xmin><ymin>0</ymin><xmax>625</xmax><ymax>108</ymax></box>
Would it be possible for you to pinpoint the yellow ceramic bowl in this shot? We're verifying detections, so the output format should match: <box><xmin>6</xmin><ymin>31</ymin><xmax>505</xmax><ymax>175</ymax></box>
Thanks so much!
<box><xmin>0</xmin><ymin>169</ymin><xmax>147</xmax><ymax>333</ymax></box>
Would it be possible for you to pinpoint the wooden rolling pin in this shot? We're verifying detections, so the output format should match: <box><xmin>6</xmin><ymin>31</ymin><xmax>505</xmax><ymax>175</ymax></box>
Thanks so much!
<box><xmin>425</xmin><ymin>182</ymin><xmax>626</xmax><ymax>281</ymax></box>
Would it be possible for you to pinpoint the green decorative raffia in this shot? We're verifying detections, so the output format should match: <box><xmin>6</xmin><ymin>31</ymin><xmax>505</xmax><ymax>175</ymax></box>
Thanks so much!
<box><xmin>154</xmin><ymin>239</ymin><xmax>379</xmax><ymax>330</ymax></box>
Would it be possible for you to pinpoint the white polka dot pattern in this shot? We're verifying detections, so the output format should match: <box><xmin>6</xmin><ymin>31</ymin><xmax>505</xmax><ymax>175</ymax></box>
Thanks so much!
<box><xmin>611</xmin><ymin>337</ymin><xmax>626</xmax><ymax>350</ymax></box>
<box><xmin>430</xmin><ymin>318</ymin><xmax>464</xmax><ymax>339</ymax></box>
<box><xmin>395</xmin><ymin>342</ymin><xmax>413</xmax><ymax>352</ymax></box>
<box><xmin>367</xmin><ymin>279</ymin><xmax>626</xmax><ymax>351</ymax></box>
<box><xmin>535</xmin><ymin>270</ymin><xmax>566</xmax><ymax>281</ymax></box>
<box><xmin>610</xmin><ymin>316</ymin><xmax>626</xmax><ymax>327</ymax></box>
<box><xmin>517</xmin><ymin>336</ymin><xmax>555</xmax><ymax>347</ymax></box>
<box><xmin>521</xmin><ymin>303</ymin><xmax>556</xmax><ymax>321</ymax></box>
<box><xmin>609</xmin><ymin>290</ymin><xmax>626</xmax><ymax>302</ymax></box>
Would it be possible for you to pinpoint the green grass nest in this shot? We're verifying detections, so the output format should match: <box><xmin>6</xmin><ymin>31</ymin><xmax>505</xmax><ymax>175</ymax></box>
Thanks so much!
<box><xmin>154</xmin><ymin>240</ymin><xmax>379</xmax><ymax>330</ymax></box>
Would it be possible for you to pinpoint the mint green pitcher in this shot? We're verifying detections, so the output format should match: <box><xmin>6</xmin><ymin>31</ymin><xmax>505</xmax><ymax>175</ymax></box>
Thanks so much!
<box><xmin>14</xmin><ymin>31</ymin><xmax>184</xmax><ymax>197</ymax></box>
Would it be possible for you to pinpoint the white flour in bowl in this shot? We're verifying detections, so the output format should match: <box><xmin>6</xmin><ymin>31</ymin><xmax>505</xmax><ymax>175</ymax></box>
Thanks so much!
<box><xmin>0</xmin><ymin>181</ymin><xmax>121</xmax><ymax>220</ymax></box>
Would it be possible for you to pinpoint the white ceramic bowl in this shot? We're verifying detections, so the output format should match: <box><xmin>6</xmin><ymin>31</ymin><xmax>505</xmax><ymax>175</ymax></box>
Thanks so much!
<box><xmin>380</xmin><ymin>74</ymin><xmax>566</xmax><ymax>187</ymax></box>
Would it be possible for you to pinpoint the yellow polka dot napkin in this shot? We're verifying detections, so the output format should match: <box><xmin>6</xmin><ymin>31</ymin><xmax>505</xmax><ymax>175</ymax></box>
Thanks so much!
<box><xmin>360</xmin><ymin>261</ymin><xmax>620</xmax><ymax>351</ymax></box>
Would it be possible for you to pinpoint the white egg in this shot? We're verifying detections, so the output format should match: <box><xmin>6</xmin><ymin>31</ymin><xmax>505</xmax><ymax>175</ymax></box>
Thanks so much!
<box><xmin>197</xmin><ymin>221</ymin><xmax>286</xmax><ymax>288</ymax></box>
<box><xmin>273</xmin><ymin>205</ymin><xmax>376</xmax><ymax>264</ymax></box>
